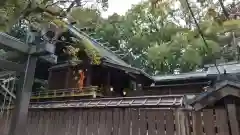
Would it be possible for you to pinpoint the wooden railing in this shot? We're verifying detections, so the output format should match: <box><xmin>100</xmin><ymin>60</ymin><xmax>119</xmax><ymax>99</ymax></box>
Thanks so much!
<box><xmin>31</xmin><ymin>86</ymin><xmax>102</xmax><ymax>99</ymax></box>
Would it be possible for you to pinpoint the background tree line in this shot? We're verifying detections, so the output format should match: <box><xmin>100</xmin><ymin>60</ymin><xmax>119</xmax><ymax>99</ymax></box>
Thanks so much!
<box><xmin>1</xmin><ymin>0</ymin><xmax>240</xmax><ymax>75</ymax></box>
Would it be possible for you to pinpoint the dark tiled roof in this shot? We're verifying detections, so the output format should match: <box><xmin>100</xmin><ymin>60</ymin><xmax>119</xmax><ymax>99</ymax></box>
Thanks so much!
<box><xmin>67</xmin><ymin>25</ymin><xmax>152</xmax><ymax>79</ymax></box>
<box><xmin>185</xmin><ymin>80</ymin><xmax>240</xmax><ymax>110</ymax></box>
<box><xmin>68</xmin><ymin>25</ymin><xmax>129</xmax><ymax>66</ymax></box>
<box><xmin>153</xmin><ymin>71</ymin><xmax>208</xmax><ymax>82</ymax></box>
<box><xmin>153</xmin><ymin>62</ymin><xmax>240</xmax><ymax>82</ymax></box>
<box><xmin>207</xmin><ymin>62</ymin><xmax>240</xmax><ymax>75</ymax></box>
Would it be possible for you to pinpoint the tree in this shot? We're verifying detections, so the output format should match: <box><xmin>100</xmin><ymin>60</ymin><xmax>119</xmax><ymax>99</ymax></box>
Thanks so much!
<box><xmin>67</xmin><ymin>0</ymin><xmax>240</xmax><ymax>75</ymax></box>
<box><xmin>3</xmin><ymin>0</ymin><xmax>240</xmax><ymax>75</ymax></box>
<box><xmin>0</xmin><ymin>0</ymin><xmax>109</xmax><ymax>32</ymax></box>
<box><xmin>0</xmin><ymin>0</ymin><xmax>109</xmax><ymax>60</ymax></box>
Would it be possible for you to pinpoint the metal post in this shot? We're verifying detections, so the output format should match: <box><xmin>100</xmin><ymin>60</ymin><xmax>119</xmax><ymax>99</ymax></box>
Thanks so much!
<box><xmin>8</xmin><ymin>54</ymin><xmax>38</xmax><ymax>135</ymax></box>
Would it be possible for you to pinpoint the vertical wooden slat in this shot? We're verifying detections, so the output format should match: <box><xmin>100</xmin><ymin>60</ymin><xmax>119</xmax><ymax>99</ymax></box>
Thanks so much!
<box><xmin>226</xmin><ymin>103</ymin><xmax>240</xmax><ymax>135</ymax></box>
<box><xmin>131</xmin><ymin>109</ymin><xmax>139</xmax><ymax>135</ymax></box>
<box><xmin>37</xmin><ymin>111</ymin><xmax>42</xmax><ymax>135</ymax></box>
<box><xmin>139</xmin><ymin>109</ymin><xmax>146</xmax><ymax>135</ymax></box>
<box><xmin>4</xmin><ymin>111</ymin><xmax>11</xmax><ymax>134</ymax></box>
<box><xmin>62</xmin><ymin>111</ymin><xmax>69</xmax><ymax>135</ymax></box>
<box><xmin>42</xmin><ymin>111</ymin><xmax>48</xmax><ymax>135</ymax></box>
<box><xmin>54</xmin><ymin>111</ymin><xmax>60</xmax><ymax>135</ymax></box>
<box><xmin>87</xmin><ymin>110</ymin><xmax>94</xmax><ymax>135</ymax></box>
<box><xmin>48</xmin><ymin>111</ymin><xmax>54</xmax><ymax>135</ymax></box>
<box><xmin>26</xmin><ymin>111</ymin><xmax>31</xmax><ymax>135</ymax></box>
<box><xmin>49</xmin><ymin>111</ymin><xmax>53</xmax><ymax>135</ymax></box>
<box><xmin>77</xmin><ymin>109</ymin><xmax>83</xmax><ymax>135</ymax></box>
<box><xmin>40</xmin><ymin>111</ymin><xmax>46</xmax><ymax>135</ymax></box>
<box><xmin>82</xmin><ymin>110</ymin><xmax>88</xmax><ymax>135</ymax></box>
<box><xmin>66</xmin><ymin>110</ymin><xmax>72</xmax><ymax>135</ymax></box>
<box><xmin>123</xmin><ymin>108</ymin><xmax>131</xmax><ymax>135</ymax></box>
<box><xmin>2</xmin><ymin>112</ymin><xmax>6</xmax><ymax>135</ymax></box>
<box><xmin>91</xmin><ymin>110</ymin><xmax>96</xmax><ymax>135</ymax></box>
<box><xmin>68</xmin><ymin>110</ymin><xmax>78</xmax><ymax>135</ymax></box>
<box><xmin>202</xmin><ymin>109</ymin><xmax>215</xmax><ymax>135</ymax></box>
<box><xmin>46</xmin><ymin>111</ymin><xmax>52</xmax><ymax>135</ymax></box>
<box><xmin>64</xmin><ymin>110</ymin><xmax>69</xmax><ymax>135</ymax></box>
<box><xmin>74</xmin><ymin>110</ymin><xmax>81</xmax><ymax>135</ymax></box>
<box><xmin>119</xmin><ymin>109</ymin><xmax>124</xmax><ymax>135</ymax></box>
<box><xmin>32</xmin><ymin>111</ymin><xmax>38</xmax><ymax>135</ymax></box>
<box><xmin>54</xmin><ymin>111</ymin><xmax>61</xmax><ymax>135</ymax></box>
<box><xmin>147</xmin><ymin>110</ymin><xmax>157</xmax><ymax>135</ymax></box>
<box><xmin>38</xmin><ymin>111</ymin><xmax>44</xmax><ymax>135</ymax></box>
<box><xmin>37</xmin><ymin>111</ymin><xmax>44</xmax><ymax>135</ymax></box>
<box><xmin>156</xmin><ymin>110</ymin><xmax>165</xmax><ymax>135</ymax></box>
<box><xmin>0</xmin><ymin>112</ymin><xmax>5</xmax><ymax>133</ymax></box>
<box><xmin>25</xmin><ymin>111</ymin><xmax>30</xmax><ymax>135</ymax></box>
<box><xmin>99</xmin><ymin>110</ymin><xmax>106</xmax><ymax>135</ymax></box>
<box><xmin>175</xmin><ymin>109</ymin><xmax>191</xmax><ymax>135</ymax></box>
<box><xmin>88</xmin><ymin>109</ymin><xmax>95</xmax><ymax>135</ymax></box>
<box><xmin>192</xmin><ymin>111</ymin><xmax>203</xmax><ymax>135</ymax></box>
<box><xmin>165</xmin><ymin>110</ymin><xmax>175</xmax><ymax>135</ymax></box>
<box><xmin>106</xmin><ymin>109</ymin><xmax>113</xmax><ymax>135</ymax></box>
<box><xmin>49</xmin><ymin>111</ymin><xmax>56</xmax><ymax>135</ymax></box>
<box><xmin>93</xmin><ymin>110</ymin><xmax>100</xmax><ymax>135</ymax></box>
<box><xmin>215</xmin><ymin>108</ymin><xmax>230</xmax><ymax>135</ymax></box>
<box><xmin>112</xmin><ymin>108</ymin><xmax>119</xmax><ymax>135</ymax></box>
<box><xmin>55</xmin><ymin>111</ymin><xmax>62</xmax><ymax>135</ymax></box>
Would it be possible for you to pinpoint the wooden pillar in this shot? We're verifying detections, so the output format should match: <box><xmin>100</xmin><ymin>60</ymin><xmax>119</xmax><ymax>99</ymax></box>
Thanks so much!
<box><xmin>65</xmin><ymin>67</ymin><xmax>70</xmax><ymax>89</ymax></box>
<box><xmin>85</xmin><ymin>66</ymin><xmax>92</xmax><ymax>86</ymax></box>
<box><xmin>225</xmin><ymin>99</ymin><xmax>240</xmax><ymax>135</ymax></box>
<box><xmin>175</xmin><ymin>109</ymin><xmax>191</xmax><ymax>135</ymax></box>
<box><xmin>106</xmin><ymin>71</ymin><xmax>111</xmax><ymax>96</ymax></box>
<box><xmin>47</xmin><ymin>69</ymin><xmax>52</xmax><ymax>89</ymax></box>
<box><xmin>9</xmin><ymin>55</ymin><xmax>38</xmax><ymax>135</ymax></box>
<box><xmin>83</xmin><ymin>58</ymin><xmax>91</xmax><ymax>87</ymax></box>
<box><xmin>107</xmin><ymin>71</ymin><xmax>111</xmax><ymax>88</ymax></box>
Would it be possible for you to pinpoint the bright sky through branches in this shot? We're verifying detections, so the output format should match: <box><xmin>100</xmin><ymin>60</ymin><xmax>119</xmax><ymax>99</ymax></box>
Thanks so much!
<box><xmin>101</xmin><ymin>0</ymin><xmax>143</xmax><ymax>18</ymax></box>
<box><xmin>100</xmin><ymin>0</ymin><xmax>234</xmax><ymax>18</ymax></box>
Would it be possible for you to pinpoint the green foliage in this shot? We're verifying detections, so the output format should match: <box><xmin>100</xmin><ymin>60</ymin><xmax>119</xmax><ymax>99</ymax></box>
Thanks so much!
<box><xmin>88</xmin><ymin>0</ymin><xmax>240</xmax><ymax>75</ymax></box>
<box><xmin>69</xmin><ymin>7</ymin><xmax>102</xmax><ymax>28</ymax></box>
<box><xmin>1</xmin><ymin>0</ymin><xmax>108</xmax><ymax>63</ymax></box>
<box><xmin>80</xmin><ymin>38</ymin><xmax>101</xmax><ymax>65</ymax></box>
<box><xmin>3</xmin><ymin>0</ymin><xmax>240</xmax><ymax>75</ymax></box>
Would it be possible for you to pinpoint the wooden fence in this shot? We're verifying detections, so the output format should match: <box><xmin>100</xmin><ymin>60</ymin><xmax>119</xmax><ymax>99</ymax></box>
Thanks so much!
<box><xmin>0</xmin><ymin>107</ymin><xmax>235</xmax><ymax>135</ymax></box>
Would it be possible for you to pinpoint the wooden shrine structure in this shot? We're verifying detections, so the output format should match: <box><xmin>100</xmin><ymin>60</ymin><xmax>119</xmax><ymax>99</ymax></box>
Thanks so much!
<box><xmin>30</xmin><ymin>22</ymin><xmax>152</xmax><ymax>101</ymax></box>
<box><xmin>1</xmin><ymin>24</ymin><xmax>240</xmax><ymax>135</ymax></box>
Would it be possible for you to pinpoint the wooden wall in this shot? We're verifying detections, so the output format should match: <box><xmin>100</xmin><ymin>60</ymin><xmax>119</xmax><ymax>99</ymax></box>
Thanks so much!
<box><xmin>133</xmin><ymin>84</ymin><xmax>206</xmax><ymax>96</ymax></box>
<box><xmin>48</xmin><ymin>68</ymin><xmax>68</xmax><ymax>90</ymax></box>
<box><xmin>0</xmin><ymin>107</ymin><xmax>237</xmax><ymax>135</ymax></box>
<box><xmin>48</xmin><ymin>65</ymin><xmax>86</xmax><ymax>90</ymax></box>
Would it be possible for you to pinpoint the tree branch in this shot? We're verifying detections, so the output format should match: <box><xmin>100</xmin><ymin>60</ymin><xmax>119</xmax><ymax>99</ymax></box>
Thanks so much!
<box><xmin>66</xmin><ymin>0</ymin><xmax>83</xmax><ymax>12</ymax></box>
<box><xmin>185</xmin><ymin>0</ymin><xmax>221</xmax><ymax>74</ymax></box>
<box><xmin>218</xmin><ymin>0</ymin><xmax>230</xmax><ymax>19</ymax></box>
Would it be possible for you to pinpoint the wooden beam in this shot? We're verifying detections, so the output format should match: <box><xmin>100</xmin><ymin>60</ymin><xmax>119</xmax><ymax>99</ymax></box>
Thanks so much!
<box><xmin>0</xmin><ymin>33</ymin><xmax>56</xmax><ymax>58</ymax></box>
<box><xmin>0</xmin><ymin>59</ymin><xmax>24</xmax><ymax>72</ymax></box>
<box><xmin>0</xmin><ymin>32</ymin><xmax>29</xmax><ymax>53</ymax></box>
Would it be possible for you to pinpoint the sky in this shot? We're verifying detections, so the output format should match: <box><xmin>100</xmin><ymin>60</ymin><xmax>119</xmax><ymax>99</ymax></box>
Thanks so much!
<box><xmin>101</xmin><ymin>0</ymin><xmax>143</xmax><ymax>18</ymax></box>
